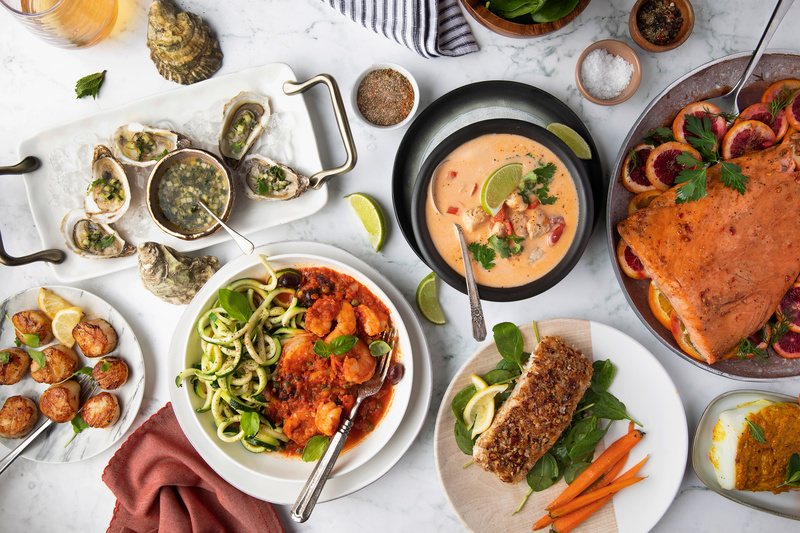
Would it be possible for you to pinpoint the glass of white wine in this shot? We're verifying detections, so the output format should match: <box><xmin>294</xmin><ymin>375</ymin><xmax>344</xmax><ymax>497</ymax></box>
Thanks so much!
<box><xmin>1</xmin><ymin>0</ymin><xmax>117</xmax><ymax>49</ymax></box>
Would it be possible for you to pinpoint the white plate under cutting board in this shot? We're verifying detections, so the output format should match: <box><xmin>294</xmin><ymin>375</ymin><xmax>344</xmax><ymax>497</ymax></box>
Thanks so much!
<box><xmin>19</xmin><ymin>63</ymin><xmax>330</xmax><ymax>282</ymax></box>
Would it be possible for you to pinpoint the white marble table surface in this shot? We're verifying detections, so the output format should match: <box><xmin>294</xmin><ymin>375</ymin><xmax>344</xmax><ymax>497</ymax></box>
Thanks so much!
<box><xmin>1</xmin><ymin>1</ymin><xmax>799</xmax><ymax>531</ymax></box>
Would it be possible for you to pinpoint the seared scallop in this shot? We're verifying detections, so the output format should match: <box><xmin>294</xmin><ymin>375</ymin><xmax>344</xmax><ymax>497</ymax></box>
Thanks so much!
<box><xmin>11</xmin><ymin>310</ymin><xmax>54</xmax><ymax>346</ymax></box>
<box><xmin>0</xmin><ymin>348</ymin><xmax>30</xmax><ymax>385</ymax></box>
<box><xmin>39</xmin><ymin>380</ymin><xmax>80</xmax><ymax>423</ymax></box>
<box><xmin>92</xmin><ymin>357</ymin><xmax>128</xmax><ymax>390</ymax></box>
<box><xmin>72</xmin><ymin>318</ymin><xmax>118</xmax><ymax>357</ymax></box>
<box><xmin>0</xmin><ymin>396</ymin><xmax>38</xmax><ymax>438</ymax></box>
<box><xmin>81</xmin><ymin>392</ymin><xmax>120</xmax><ymax>429</ymax></box>
<box><xmin>30</xmin><ymin>344</ymin><xmax>79</xmax><ymax>384</ymax></box>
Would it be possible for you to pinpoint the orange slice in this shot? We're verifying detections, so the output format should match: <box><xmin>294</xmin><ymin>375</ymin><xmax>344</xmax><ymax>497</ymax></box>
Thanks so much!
<box><xmin>669</xmin><ymin>311</ymin><xmax>703</xmax><ymax>361</ymax></box>
<box><xmin>621</xmin><ymin>144</ymin><xmax>656</xmax><ymax>193</ymax></box>
<box><xmin>647</xmin><ymin>281</ymin><xmax>673</xmax><ymax>329</ymax></box>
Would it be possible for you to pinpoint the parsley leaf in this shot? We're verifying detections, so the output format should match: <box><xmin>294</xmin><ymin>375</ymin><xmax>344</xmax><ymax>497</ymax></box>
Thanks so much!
<box><xmin>674</xmin><ymin>165</ymin><xmax>707</xmax><ymax>203</ymax></box>
<box><xmin>643</xmin><ymin>126</ymin><xmax>675</xmax><ymax>146</ymax></box>
<box><xmin>488</xmin><ymin>234</ymin><xmax>523</xmax><ymax>259</ymax></box>
<box><xmin>75</xmin><ymin>70</ymin><xmax>106</xmax><ymax>100</ymax></box>
<box><xmin>684</xmin><ymin>114</ymin><xmax>719</xmax><ymax>159</ymax></box>
<box><xmin>719</xmin><ymin>162</ymin><xmax>747</xmax><ymax>194</ymax></box>
<box><xmin>519</xmin><ymin>162</ymin><xmax>558</xmax><ymax>205</ymax></box>
<box><xmin>468</xmin><ymin>242</ymin><xmax>496</xmax><ymax>270</ymax></box>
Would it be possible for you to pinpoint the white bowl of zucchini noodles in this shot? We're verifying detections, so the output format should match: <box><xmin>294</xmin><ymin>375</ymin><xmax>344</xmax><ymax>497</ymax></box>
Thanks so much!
<box><xmin>170</xmin><ymin>250</ymin><xmax>414</xmax><ymax>483</ymax></box>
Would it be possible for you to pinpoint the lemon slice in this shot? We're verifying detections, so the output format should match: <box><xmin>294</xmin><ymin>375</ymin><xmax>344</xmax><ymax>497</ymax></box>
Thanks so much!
<box><xmin>52</xmin><ymin>307</ymin><xmax>84</xmax><ymax>348</ymax></box>
<box><xmin>546</xmin><ymin>122</ymin><xmax>592</xmax><ymax>160</ymax></box>
<box><xmin>471</xmin><ymin>373</ymin><xmax>488</xmax><ymax>391</ymax></box>
<box><xmin>344</xmin><ymin>193</ymin><xmax>387</xmax><ymax>252</ymax></box>
<box><xmin>38</xmin><ymin>288</ymin><xmax>74</xmax><ymax>320</ymax></box>
<box><xmin>480</xmin><ymin>163</ymin><xmax>523</xmax><ymax>216</ymax></box>
<box><xmin>463</xmin><ymin>383</ymin><xmax>507</xmax><ymax>438</ymax></box>
<box><xmin>416</xmin><ymin>272</ymin><xmax>445</xmax><ymax>325</ymax></box>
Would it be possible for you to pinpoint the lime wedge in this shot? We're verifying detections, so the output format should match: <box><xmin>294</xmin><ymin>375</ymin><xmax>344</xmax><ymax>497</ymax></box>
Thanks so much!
<box><xmin>463</xmin><ymin>383</ymin><xmax>507</xmax><ymax>437</ymax></box>
<box><xmin>480</xmin><ymin>163</ymin><xmax>523</xmax><ymax>216</ymax></box>
<box><xmin>546</xmin><ymin>123</ymin><xmax>592</xmax><ymax>160</ymax></box>
<box><xmin>416</xmin><ymin>272</ymin><xmax>445</xmax><ymax>325</ymax></box>
<box><xmin>344</xmin><ymin>193</ymin><xmax>387</xmax><ymax>252</ymax></box>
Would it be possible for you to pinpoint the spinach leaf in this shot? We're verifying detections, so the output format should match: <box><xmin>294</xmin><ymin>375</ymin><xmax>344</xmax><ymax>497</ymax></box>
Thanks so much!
<box><xmin>481</xmin><ymin>368</ymin><xmax>517</xmax><ymax>385</ymax></box>
<box><xmin>301</xmin><ymin>435</ymin><xmax>330</xmax><ymax>462</ymax></box>
<box><xmin>218</xmin><ymin>289</ymin><xmax>253</xmax><ymax>322</ymax></box>
<box><xmin>454</xmin><ymin>421</ymin><xmax>475</xmax><ymax>455</ymax></box>
<box><xmin>564</xmin><ymin>416</ymin><xmax>604</xmax><ymax>462</ymax></box>
<box><xmin>564</xmin><ymin>461</ymin><xmax>591</xmax><ymax>484</ymax></box>
<box><xmin>531</xmin><ymin>0</ymin><xmax>580</xmax><ymax>23</ymax></box>
<box><xmin>526</xmin><ymin>452</ymin><xmax>560</xmax><ymax>491</ymax></box>
<box><xmin>568</xmin><ymin>424</ymin><xmax>608</xmax><ymax>462</ymax></box>
<box><xmin>492</xmin><ymin>322</ymin><xmax>526</xmax><ymax>371</ymax></box>
<box><xmin>590</xmin><ymin>360</ymin><xmax>615</xmax><ymax>393</ymax></box>
<box><xmin>451</xmin><ymin>385</ymin><xmax>477</xmax><ymax>426</ymax></box>
<box><xmin>590</xmin><ymin>391</ymin><xmax>641</xmax><ymax>425</ymax></box>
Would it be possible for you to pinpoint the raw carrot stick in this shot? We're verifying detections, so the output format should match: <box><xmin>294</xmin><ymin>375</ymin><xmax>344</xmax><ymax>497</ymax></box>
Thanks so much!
<box><xmin>545</xmin><ymin>429</ymin><xmax>644</xmax><ymax>511</ymax></box>
<box><xmin>549</xmin><ymin>476</ymin><xmax>646</xmax><ymax>518</ymax></box>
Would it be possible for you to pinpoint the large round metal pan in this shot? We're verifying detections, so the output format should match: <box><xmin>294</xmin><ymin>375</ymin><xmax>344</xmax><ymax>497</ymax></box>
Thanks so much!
<box><xmin>606</xmin><ymin>51</ymin><xmax>800</xmax><ymax>381</ymax></box>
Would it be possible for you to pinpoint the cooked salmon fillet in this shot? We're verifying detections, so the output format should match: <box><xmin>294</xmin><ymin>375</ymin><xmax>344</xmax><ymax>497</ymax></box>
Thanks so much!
<box><xmin>618</xmin><ymin>139</ymin><xmax>800</xmax><ymax>363</ymax></box>
<box><xmin>473</xmin><ymin>336</ymin><xmax>592</xmax><ymax>484</ymax></box>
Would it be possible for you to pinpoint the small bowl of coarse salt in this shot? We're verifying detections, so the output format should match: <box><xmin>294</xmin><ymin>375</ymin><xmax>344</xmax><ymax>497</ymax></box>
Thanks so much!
<box><xmin>575</xmin><ymin>40</ymin><xmax>641</xmax><ymax>106</ymax></box>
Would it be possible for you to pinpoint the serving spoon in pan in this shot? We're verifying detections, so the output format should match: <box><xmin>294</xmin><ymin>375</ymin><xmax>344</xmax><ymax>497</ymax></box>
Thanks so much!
<box><xmin>704</xmin><ymin>0</ymin><xmax>795</xmax><ymax>116</ymax></box>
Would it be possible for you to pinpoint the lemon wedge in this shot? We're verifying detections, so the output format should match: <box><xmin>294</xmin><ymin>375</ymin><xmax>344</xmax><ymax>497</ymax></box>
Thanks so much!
<box><xmin>38</xmin><ymin>288</ymin><xmax>74</xmax><ymax>320</ymax></box>
<box><xmin>463</xmin><ymin>383</ymin><xmax>507</xmax><ymax>438</ymax></box>
<box><xmin>52</xmin><ymin>307</ymin><xmax>84</xmax><ymax>348</ymax></box>
<box><xmin>470</xmin><ymin>373</ymin><xmax>488</xmax><ymax>391</ymax></box>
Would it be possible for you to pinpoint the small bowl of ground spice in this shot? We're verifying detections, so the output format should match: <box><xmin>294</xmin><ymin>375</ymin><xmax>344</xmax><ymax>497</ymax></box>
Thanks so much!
<box><xmin>629</xmin><ymin>0</ymin><xmax>694</xmax><ymax>52</ymax></box>
<box><xmin>576</xmin><ymin>40</ymin><xmax>642</xmax><ymax>106</ymax></box>
<box><xmin>353</xmin><ymin>62</ymin><xmax>419</xmax><ymax>130</ymax></box>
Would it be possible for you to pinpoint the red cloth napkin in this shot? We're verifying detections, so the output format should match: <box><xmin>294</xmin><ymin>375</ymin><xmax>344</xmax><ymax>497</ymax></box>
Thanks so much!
<box><xmin>102</xmin><ymin>403</ymin><xmax>284</xmax><ymax>533</ymax></box>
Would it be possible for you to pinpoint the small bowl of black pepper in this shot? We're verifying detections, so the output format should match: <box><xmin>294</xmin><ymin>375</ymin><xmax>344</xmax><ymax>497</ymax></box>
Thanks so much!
<box><xmin>629</xmin><ymin>0</ymin><xmax>694</xmax><ymax>53</ymax></box>
<box><xmin>353</xmin><ymin>62</ymin><xmax>419</xmax><ymax>130</ymax></box>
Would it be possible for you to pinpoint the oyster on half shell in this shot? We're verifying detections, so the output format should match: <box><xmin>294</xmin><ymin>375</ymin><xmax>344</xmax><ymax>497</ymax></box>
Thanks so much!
<box><xmin>61</xmin><ymin>209</ymin><xmax>135</xmax><ymax>259</ymax></box>
<box><xmin>84</xmin><ymin>145</ymin><xmax>131</xmax><ymax>224</ymax></box>
<box><xmin>239</xmin><ymin>155</ymin><xmax>309</xmax><ymax>201</ymax></box>
<box><xmin>219</xmin><ymin>92</ymin><xmax>271</xmax><ymax>169</ymax></box>
<box><xmin>138</xmin><ymin>242</ymin><xmax>220</xmax><ymax>305</ymax></box>
<box><xmin>112</xmin><ymin>123</ymin><xmax>191</xmax><ymax>167</ymax></box>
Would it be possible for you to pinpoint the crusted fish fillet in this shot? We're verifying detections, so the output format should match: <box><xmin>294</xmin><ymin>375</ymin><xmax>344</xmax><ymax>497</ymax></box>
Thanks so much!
<box><xmin>473</xmin><ymin>336</ymin><xmax>592</xmax><ymax>484</ymax></box>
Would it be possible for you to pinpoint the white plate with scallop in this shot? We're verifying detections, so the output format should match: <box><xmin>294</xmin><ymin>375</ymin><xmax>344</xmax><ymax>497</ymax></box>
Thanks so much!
<box><xmin>434</xmin><ymin>318</ymin><xmax>688</xmax><ymax>533</ymax></box>
<box><xmin>168</xmin><ymin>241</ymin><xmax>431</xmax><ymax>504</ymax></box>
<box><xmin>692</xmin><ymin>389</ymin><xmax>800</xmax><ymax>521</ymax></box>
<box><xmin>0</xmin><ymin>286</ymin><xmax>145</xmax><ymax>463</ymax></box>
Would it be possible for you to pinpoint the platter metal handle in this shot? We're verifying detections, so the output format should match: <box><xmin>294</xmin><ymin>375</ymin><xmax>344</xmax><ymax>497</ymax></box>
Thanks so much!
<box><xmin>0</xmin><ymin>230</ymin><xmax>65</xmax><ymax>265</ymax></box>
<box><xmin>0</xmin><ymin>156</ymin><xmax>40</xmax><ymax>175</ymax></box>
<box><xmin>283</xmin><ymin>74</ymin><xmax>357</xmax><ymax>189</ymax></box>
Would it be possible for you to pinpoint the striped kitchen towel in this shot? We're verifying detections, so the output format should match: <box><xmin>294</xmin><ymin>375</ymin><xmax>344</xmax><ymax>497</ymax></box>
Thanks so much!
<box><xmin>321</xmin><ymin>0</ymin><xmax>479</xmax><ymax>58</ymax></box>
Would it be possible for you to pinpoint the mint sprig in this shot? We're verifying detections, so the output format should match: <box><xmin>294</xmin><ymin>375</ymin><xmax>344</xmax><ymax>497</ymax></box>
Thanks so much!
<box><xmin>75</xmin><ymin>70</ymin><xmax>106</xmax><ymax>100</ymax></box>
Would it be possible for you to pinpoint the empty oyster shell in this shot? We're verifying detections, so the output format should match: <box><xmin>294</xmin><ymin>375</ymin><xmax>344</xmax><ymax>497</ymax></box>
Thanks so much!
<box><xmin>219</xmin><ymin>92</ymin><xmax>271</xmax><ymax>169</ymax></box>
<box><xmin>60</xmin><ymin>209</ymin><xmax>135</xmax><ymax>259</ymax></box>
<box><xmin>111</xmin><ymin>123</ymin><xmax>190</xmax><ymax>167</ymax></box>
<box><xmin>146</xmin><ymin>0</ymin><xmax>223</xmax><ymax>85</ymax></box>
<box><xmin>239</xmin><ymin>155</ymin><xmax>309</xmax><ymax>201</ymax></box>
<box><xmin>84</xmin><ymin>145</ymin><xmax>131</xmax><ymax>224</ymax></box>
<box><xmin>137</xmin><ymin>242</ymin><xmax>220</xmax><ymax>305</ymax></box>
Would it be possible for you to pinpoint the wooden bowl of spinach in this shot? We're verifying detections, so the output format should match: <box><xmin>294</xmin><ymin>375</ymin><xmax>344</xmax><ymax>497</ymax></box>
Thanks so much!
<box><xmin>460</xmin><ymin>0</ymin><xmax>591</xmax><ymax>38</ymax></box>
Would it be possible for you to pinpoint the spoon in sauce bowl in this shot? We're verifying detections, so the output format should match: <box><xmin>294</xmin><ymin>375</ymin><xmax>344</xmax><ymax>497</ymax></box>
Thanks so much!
<box><xmin>195</xmin><ymin>198</ymin><xmax>255</xmax><ymax>255</ymax></box>
<box><xmin>453</xmin><ymin>223</ymin><xmax>486</xmax><ymax>341</ymax></box>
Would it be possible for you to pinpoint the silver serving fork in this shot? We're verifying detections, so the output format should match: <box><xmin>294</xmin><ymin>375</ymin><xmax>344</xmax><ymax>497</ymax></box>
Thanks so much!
<box><xmin>291</xmin><ymin>327</ymin><xmax>397</xmax><ymax>523</ymax></box>
<box><xmin>0</xmin><ymin>373</ymin><xmax>97</xmax><ymax>474</ymax></box>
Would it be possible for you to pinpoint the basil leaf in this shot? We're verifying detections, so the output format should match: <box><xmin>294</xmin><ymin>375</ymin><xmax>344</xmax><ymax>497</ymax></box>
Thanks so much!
<box><xmin>240</xmin><ymin>411</ymin><xmax>260</xmax><ymax>437</ymax></box>
<box><xmin>0</xmin><ymin>350</ymin><xmax>10</xmax><ymax>364</ymax></box>
<box><xmin>590</xmin><ymin>360</ymin><xmax>615</xmax><ymax>393</ymax></box>
<box><xmin>65</xmin><ymin>413</ymin><xmax>90</xmax><ymax>446</ymax></box>
<box><xmin>301</xmin><ymin>435</ymin><xmax>330</xmax><ymax>462</ymax></box>
<box><xmin>746</xmin><ymin>418</ymin><xmax>766</xmax><ymax>444</ymax></box>
<box><xmin>564</xmin><ymin>461</ymin><xmax>591</xmax><ymax>484</ymax></box>
<box><xmin>526</xmin><ymin>452</ymin><xmax>560</xmax><ymax>492</ymax></box>
<box><xmin>454</xmin><ymin>421</ymin><xmax>475</xmax><ymax>455</ymax></box>
<box><xmin>329</xmin><ymin>335</ymin><xmax>357</xmax><ymax>356</ymax></box>
<box><xmin>452</xmin><ymin>384</ymin><xmax>477</xmax><ymax>427</ymax></box>
<box><xmin>218</xmin><ymin>289</ymin><xmax>252</xmax><ymax>322</ymax></box>
<box><xmin>492</xmin><ymin>322</ymin><xmax>525</xmax><ymax>369</ymax></box>
<box><xmin>312</xmin><ymin>340</ymin><xmax>331</xmax><ymax>358</ymax></box>
<box><xmin>368</xmin><ymin>339</ymin><xmax>390</xmax><ymax>357</ymax></box>
<box><xmin>29</xmin><ymin>349</ymin><xmax>46</xmax><ymax>370</ymax></box>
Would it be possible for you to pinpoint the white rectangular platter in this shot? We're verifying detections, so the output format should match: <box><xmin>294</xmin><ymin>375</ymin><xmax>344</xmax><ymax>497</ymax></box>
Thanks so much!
<box><xmin>19</xmin><ymin>62</ymin><xmax>327</xmax><ymax>282</ymax></box>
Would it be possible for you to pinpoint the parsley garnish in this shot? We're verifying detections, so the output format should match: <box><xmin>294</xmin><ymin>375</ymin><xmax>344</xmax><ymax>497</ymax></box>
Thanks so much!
<box><xmin>75</xmin><ymin>70</ymin><xmax>106</xmax><ymax>100</ymax></box>
<box><xmin>643</xmin><ymin>126</ymin><xmax>674</xmax><ymax>146</ymax></box>
<box><xmin>468</xmin><ymin>242</ymin><xmax>496</xmax><ymax>270</ymax></box>
<box><xmin>519</xmin><ymin>162</ymin><xmax>558</xmax><ymax>205</ymax></box>
<box><xmin>488</xmin><ymin>234</ymin><xmax>524</xmax><ymax>258</ymax></box>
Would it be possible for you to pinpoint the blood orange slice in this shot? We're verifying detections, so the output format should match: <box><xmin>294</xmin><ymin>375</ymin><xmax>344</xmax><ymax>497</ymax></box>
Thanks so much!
<box><xmin>616</xmin><ymin>239</ymin><xmax>649</xmax><ymax>280</ymax></box>
<box><xmin>645</xmin><ymin>141</ymin><xmax>701</xmax><ymax>191</ymax></box>
<box><xmin>736</xmin><ymin>103</ymin><xmax>788</xmax><ymax>141</ymax></box>
<box><xmin>786</xmin><ymin>92</ymin><xmax>800</xmax><ymax>131</ymax></box>
<box><xmin>621</xmin><ymin>144</ymin><xmax>656</xmax><ymax>193</ymax></box>
<box><xmin>627</xmin><ymin>189</ymin><xmax>661</xmax><ymax>215</ymax></box>
<box><xmin>648</xmin><ymin>281</ymin><xmax>672</xmax><ymax>329</ymax></box>
<box><xmin>773</xmin><ymin>330</ymin><xmax>800</xmax><ymax>359</ymax></box>
<box><xmin>669</xmin><ymin>311</ymin><xmax>703</xmax><ymax>361</ymax></box>
<box><xmin>777</xmin><ymin>283</ymin><xmax>800</xmax><ymax>333</ymax></box>
<box><xmin>672</xmin><ymin>102</ymin><xmax>728</xmax><ymax>148</ymax></box>
<box><xmin>760</xmin><ymin>79</ymin><xmax>800</xmax><ymax>105</ymax></box>
<box><xmin>720</xmin><ymin>120</ymin><xmax>777</xmax><ymax>160</ymax></box>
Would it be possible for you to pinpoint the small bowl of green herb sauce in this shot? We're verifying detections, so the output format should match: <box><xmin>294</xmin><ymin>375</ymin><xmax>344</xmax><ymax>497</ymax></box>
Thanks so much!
<box><xmin>146</xmin><ymin>148</ymin><xmax>235</xmax><ymax>240</ymax></box>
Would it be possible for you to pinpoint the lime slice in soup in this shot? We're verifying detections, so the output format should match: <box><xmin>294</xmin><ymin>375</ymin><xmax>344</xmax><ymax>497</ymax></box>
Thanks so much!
<box><xmin>345</xmin><ymin>192</ymin><xmax>387</xmax><ymax>252</ymax></box>
<box><xmin>546</xmin><ymin>123</ymin><xmax>592</xmax><ymax>160</ymax></box>
<box><xmin>416</xmin><ymin>272</ymin><xmax>445</xmax><ymax>325</ymax></box>
<box><xmin>480</xmin><ymin>163</ymin><xmax>523</xmax><ymax>216</ymax></box>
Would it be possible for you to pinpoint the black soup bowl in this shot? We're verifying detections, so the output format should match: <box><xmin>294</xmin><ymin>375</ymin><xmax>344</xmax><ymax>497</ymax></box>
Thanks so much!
<box><xmin>410</xmin><ymin>119</ymin><xmax>594</xmax><ymax>302</ymax></box>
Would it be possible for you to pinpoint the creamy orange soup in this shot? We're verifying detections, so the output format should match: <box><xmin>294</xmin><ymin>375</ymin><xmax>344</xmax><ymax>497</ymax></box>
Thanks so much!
<box><xmin>425</xmin><ymin>133</ymin><xmax>579</xmax><ymax>288</ymax></box>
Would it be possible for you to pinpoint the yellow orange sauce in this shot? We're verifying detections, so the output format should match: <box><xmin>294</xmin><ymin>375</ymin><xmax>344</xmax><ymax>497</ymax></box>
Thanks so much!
<box><xmin>424</xmin><ymin>133</ymin><xmax>579</xmax><ymax>287</ymax></box>
<box><xmin>734</xmin><ymin>402</ymin><xmax>800</xmax><ymax>493</ymax></box>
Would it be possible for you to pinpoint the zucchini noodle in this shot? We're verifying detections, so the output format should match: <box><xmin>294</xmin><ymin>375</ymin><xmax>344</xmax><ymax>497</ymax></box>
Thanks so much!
<box><xmin>176</xmin><ymin>256</ymin><xmax>300</xmax><ymax>453</ymax></box>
